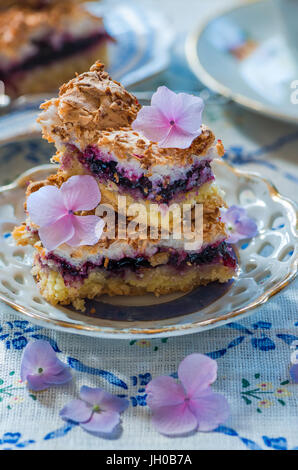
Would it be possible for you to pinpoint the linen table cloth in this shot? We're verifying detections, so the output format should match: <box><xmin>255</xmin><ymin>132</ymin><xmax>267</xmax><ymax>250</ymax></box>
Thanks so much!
<box><xmin>0</xmin><ymin>0</ymin><xmax>297</xmax><ymax>451</ymax></box>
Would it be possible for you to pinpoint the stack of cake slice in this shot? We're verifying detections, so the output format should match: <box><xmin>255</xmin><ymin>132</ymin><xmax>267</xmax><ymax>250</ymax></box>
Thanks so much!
<box><xmin>13</xmin><ymin>62</ymin><xmax>237</xmax><ymax>310</ymax></box>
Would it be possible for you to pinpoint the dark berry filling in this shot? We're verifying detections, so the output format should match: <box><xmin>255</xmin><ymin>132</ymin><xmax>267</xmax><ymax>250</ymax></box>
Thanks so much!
<box><xmin>170</xmin><ymin>242</ymin><xmax>237</xmax><ymax>269</ymax></box>
<box><xmin>75</xmin><ymin>145</ymin><xmax>214</xmax><ymax>204</ymax></box>
<box><xmin>41</xmin><ymin>242</ymin><xmax>237</xmax><ymax>286</ymax></box>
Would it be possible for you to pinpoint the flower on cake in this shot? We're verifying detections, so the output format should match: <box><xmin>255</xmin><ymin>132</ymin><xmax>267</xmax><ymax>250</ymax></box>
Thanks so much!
<box><xmin>132</xmin><ymin>86</ymin><xmax>204</xmax><ymax>149</ymax></box>
<box><xmin>221</xmin><ymin>205</ymin><xmax>258</xmax><ymax>244</ymax></box>
<box><xmin>27</xmin><ymin>175</ymin><xmax>104</xmax><ymax>251</ymax></box>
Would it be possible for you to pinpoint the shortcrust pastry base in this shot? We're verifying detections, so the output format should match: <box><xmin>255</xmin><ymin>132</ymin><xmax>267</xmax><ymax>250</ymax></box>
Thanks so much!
<box><xmin>33</xmin><ymin>260</ymin><xmax>235</xmax><ymax>311</ymax></box>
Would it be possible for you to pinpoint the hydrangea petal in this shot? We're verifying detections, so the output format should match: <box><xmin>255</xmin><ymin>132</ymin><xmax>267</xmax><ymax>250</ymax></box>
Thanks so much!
<box><xmin>222</xmin><ymin>205</ymin><xmax>246</xmax><ymax>225</ymax></box>
<box><xmin>60</xmin><ymin>175</ymin><xmax>101</xmax><ymax>212</ymax></box>
<box><xmin>151</xmin><ymin>86</ymin><xmax>180</xmax><ymax>120</ymax></box>
<box><xmin>80</xmin><ymin>410</ymin><xmax>120</xmax><ymax>434</ymax></box>
<box><xmin>60</xmin><ymin>399</ymin><xmax>92</xmax><ymax>423</ymax></box>
<box><xmin>290</xmin><ymin>363</ymin><xmax>298</xmax><ymax>383</ymax></box>
<box><xmin>22</xmin><ymin>363</ymin><xmax>66</xmax><ymax>388</ymax></box>
<box><xmin>43</xmin><ymin>359</ymin><xmax>68</xmax><ymax>377</ymax></box>
<box><xmin>222</xmin><ymin>205</ymin><xmax>258</xmax><ymax>244</ymax></box>
<box><xmin>176</xmin><ymin>95</ymin><xmax>204</xmax><ymax>134</ymax></box>
<box><xmin>226</xmin><ymin>234</ymin><xmax>241</xmax><ymax>244</ymax></box>
<box><xmin>80</xmin><ymin>385</ymin><xmax>129</xmax><ymax>413</ymax></box>
<box><xmin>27</xmin><ymin>185</ymin><xmax>66</xmax><ymax>227</ymax></box>
<box><xmin>26</xmin><ymin>374</ymin><xmax>48</xmax><ymax>391</ymax></box>
<box><xmin>159</xmin><ymin>126</ymin><xmax>197</xmax><ymax>149</ymax></box>
<box><xmin>178</xmin><ymin>353</ymin><xmax>217</xmax><ymax>396</ymax></box>
<box><xmin>21</xmin><ymin>340</ymin><xmax>72</xmax><ymax>391</ymax></box>
<box><xmin>146</xmin><ymin>376</ymin><xmax>185</xmax><ymax>410</ymax></box>
<box><xmin>132</xmin><ymin>86</ymin><xmax>204</xmax><ymax>149</ymax></box>
<box><xmin>98</xmin><ymin>393</ymin><xmax>129</xmax><ymax>413</ymax></box>
<box><xmin>44</xmin><ymin>367</ymin><xmax>72</xmax><ymax>385</ymax></box>
<box><xmin>21</xmin><ymin>340</ymin><xmax>59</xmax><ymax>381</ymax></box>
<box><xmin>151</xmin><ymin>403</ymin><xmax>198</xmax><ymax>436</ymax></box>
<box><xmin>132</xmin><ymin>106</ymin><xmax>170</xmax><ymax>142</ymax></box>
<box><xmin>38</xmin><ymin>215</ymin><xmax>74</xmax><ymax>251</ymax></box>
<box><xmin>67</xmin><ymin>215</ymin><xmax>102</xmax><ymax>247</ymax></box>
<box><xmin>79</xmin><ymin>386</ymin><xmax>107</xmax><ymax>406</ymax></box>
<box><xmin>235</xmin><ymin>218</ymin><xmax>258</xmax><ymax>237</ymax></box>
<box><xmin>189</xmin><ymin>389</ymin><xmax>230</xmax><ymax>431</ymax></box>
<box><xmin>79</xmin><ymin>386</ymin><xmax>129</xmax><ymax>414</ymax></box>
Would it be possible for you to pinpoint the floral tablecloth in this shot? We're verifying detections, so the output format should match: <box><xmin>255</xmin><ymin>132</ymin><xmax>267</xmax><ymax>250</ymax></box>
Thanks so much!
<box><xmin>0</xmin><ymin>0</ymin><xmax>297</xmax><ymax>451</ymax></box>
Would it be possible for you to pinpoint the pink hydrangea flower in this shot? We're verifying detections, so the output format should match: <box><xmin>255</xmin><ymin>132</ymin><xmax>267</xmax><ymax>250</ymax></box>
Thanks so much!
<box><xmin>60</xmin><ymin>386</ymin><xmax>129</xmax><ymax>435</ymax></box>
<box><xmin>21</xmin><ymin>340</ymin><xmax>72</xmax><ymax>391</ymax></box>
<box><xmin>27</xmin><ymin>175</ymin><xmax>104</xmax><ymax>251</ymax></box>
<box><xmin>132</xmin><ymin>86</ymin><xmax>204</xmax><ymax>149</ymax></box>
<box><xmin>221</xmin><ymin>205</ymin><xmax>258</xmax><ymax>244</ymax></box>
<box><xmin>146</xmin><ymin>353</ymin><xmax>229</xmax><ymax>436</ymax></box>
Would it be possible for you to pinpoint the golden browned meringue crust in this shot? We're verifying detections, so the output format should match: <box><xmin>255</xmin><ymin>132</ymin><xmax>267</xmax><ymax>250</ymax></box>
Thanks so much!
<box><xmin>38</xmin><ymin>62</ymin><xmax>141</xmax><ymax>141</ymax></box>
<box><xmin>38</xmin><ymin>62</ymin><xmax>219</xmax><ymax>166</ymax></box>
<box><xmin>93</xmin><ymin>126</ymin><xmax>216</xmax><ymax>168</ymax></box>
<box><xmin>38</xmin><ymin>62</ymin><xmax>220</xmax><ymax>167</ymax></box>
<box><xmin>0</xmin><ymin>3</ymin><xmax>104</xmax><ymax>59</ymax></box>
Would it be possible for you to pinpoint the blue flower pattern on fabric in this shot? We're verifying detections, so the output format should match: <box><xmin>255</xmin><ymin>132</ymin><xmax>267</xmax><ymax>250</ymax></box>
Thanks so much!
<box><xmin>43</xmin><ymin>422</ymin><xmax>78</xmax><ymax>441</ymax></box>
<box><xmin>67</xmin><ymin>357</ymin><xmax>128</xmax><ymax>389</ymax></box>
<box><xmin>206</xmin><ymin>321</ymin><xmax>298</xmax><ymax>359</ymax></box>
<box><xmin>0</xmin><ymin>432</ymin><xmax>35</xmax><ymax>450</ymax></box>
<box><xmin>216</xmin><ymin>427</ymin><xmax>298</xmax><ymax>450</ymax></box>
<box><xmin>116</xmin><ymin>373</ymin><xmax>151</xmax><ymax>407</ymax></box>
<box><xmin>0</xmin><ymin>321</ymin><xmax>61</xmax><ymax>352</ymax></box>
<box><xmin>0</xmin><ymin>311</ymin><xmax>297</xmax><ymax>447</ymax></box>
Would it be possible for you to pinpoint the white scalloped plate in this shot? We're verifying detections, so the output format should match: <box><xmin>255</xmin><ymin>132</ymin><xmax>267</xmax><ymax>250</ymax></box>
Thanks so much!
<box><xmin>0</xmin><ymin>160</ymin><xmax>296</xmax><ymax>339</ymax></box>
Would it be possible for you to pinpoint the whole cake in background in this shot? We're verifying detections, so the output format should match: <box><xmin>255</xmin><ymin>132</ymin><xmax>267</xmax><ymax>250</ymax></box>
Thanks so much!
<box><xmin>0</xmin><ymin>0</ymin><xmax>110</xmax><ymax>98</ymax></box>
<box><xmin>13</xmin><ymin>62</ymin><xmax>238</xmax><ymax>311</ymax></box>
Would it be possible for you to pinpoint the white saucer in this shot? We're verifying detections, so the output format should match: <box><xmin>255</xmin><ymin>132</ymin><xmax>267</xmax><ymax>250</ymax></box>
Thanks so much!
<box><xmin>186</xmin><ymin>0</ymin><xmax>298</xmax><ymax>124</ymax></box>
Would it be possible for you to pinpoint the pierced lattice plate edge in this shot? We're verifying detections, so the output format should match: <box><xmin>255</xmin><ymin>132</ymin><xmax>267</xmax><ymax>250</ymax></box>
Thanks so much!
<box><xmin>0</xmin><ymin>161</ymin><xmax>296</xmax><ymax>339</ymax></box>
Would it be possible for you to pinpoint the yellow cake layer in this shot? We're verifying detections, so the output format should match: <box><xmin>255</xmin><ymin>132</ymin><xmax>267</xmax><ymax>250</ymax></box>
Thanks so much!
<box><xmin>98</xmin><ymin>181</ymin><xmax>226</xmax><ymax>217</ymax></box>
<box><xmin>33</xmin><ymin>258</ymin><xmax>235</xmax><ymax>311</ymax></box>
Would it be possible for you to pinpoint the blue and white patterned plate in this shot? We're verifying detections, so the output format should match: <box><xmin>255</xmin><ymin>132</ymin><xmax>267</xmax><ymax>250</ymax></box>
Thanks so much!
<box><xmin>186</xmin><ymin>0</ymin><xmax>298</xmax><ymax>124</ymax></box>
